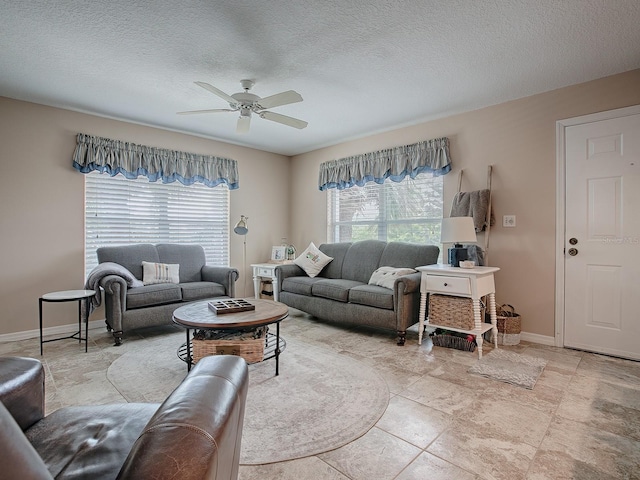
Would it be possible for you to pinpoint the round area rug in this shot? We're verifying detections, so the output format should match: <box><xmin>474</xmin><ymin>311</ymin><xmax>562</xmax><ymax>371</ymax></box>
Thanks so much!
<box><xmin>106</xmin><ymin>332</ymin><xmax>389</xmax><ymax>465</ymax></box>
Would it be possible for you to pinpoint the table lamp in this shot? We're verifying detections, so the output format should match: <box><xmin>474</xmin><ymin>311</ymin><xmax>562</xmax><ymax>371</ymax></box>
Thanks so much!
<box><xmin>441</xmin><ymin>217</ymin><xmax>477</xmax><ymax>267</ymax></box>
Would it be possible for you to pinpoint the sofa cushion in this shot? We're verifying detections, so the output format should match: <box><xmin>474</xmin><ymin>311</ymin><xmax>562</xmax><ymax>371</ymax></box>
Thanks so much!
<box><xmin>156</xmin><ymin>244</ymin><xmax>206</xmax><ymax>283</ymax></box>
<box><xmin>294</xmin><ymin>242</ymin><xmax>333</xmax><ymax>278</ymax></box>
<box><xmin>317</xmin><ymin>243</ymin><xmax>351</xmax><ymax>279</ymax></box>
<box><xmin>368</xmin><ymin>266</ymin><xmax>417</xmax><ymax>290</ymax></box>
<box><xmin>126</xmin><ymin>284</ymin><xmax>182</xmax><ymax>309</ymax></box>
<box><xmin>341</xmin><ymin>240</ymin><xmax>387</xmax><ymax>283</ymax></box>
<box><xmin>25</xmin><ymin>404</ymin><xmax>157</xmax><ymax>480</ymax></box>
<box><xmin>312</xmin><ymin>279</ymin><xmax>363</xmax><ymax>302</ymax></box>
<box><xmin>379</xmin><ymin>242</ymin><xmax>440</xmax><ymax>269</ymax></box>
<box><xmin>180</xmin><ymin>282</ymin><xmax>226</xmax><ymax>301</ymax></box>
<box><xmin>142</xmin><ymin>261</ymin><xmax>180</xmax><ymax>285</ymax></box>
<box><xmin>281</xmin><ymin>276</ymin><xmax>322</xmax><ymax>296</ymax></box>
<box><xmin>97</xmin><ymin>244</ymin><xmax>159</xmax><ymax>281</ymax></box>
<box><xmin>349</xmin><ymin>284</ymin><xmax>395</xmax><ymax>310</ymax></box>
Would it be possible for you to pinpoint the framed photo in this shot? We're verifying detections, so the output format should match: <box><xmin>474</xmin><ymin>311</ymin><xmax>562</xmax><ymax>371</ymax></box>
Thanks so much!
<box><xmin>270</xmin><ymin>246</ymin><xmax>287</xmax><ymax>263</ymax></box>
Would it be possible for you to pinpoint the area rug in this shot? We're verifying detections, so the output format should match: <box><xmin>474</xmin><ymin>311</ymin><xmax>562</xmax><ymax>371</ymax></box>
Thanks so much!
<box><xmin>106</xmin><ymin>333</ymin><xmax>389</xmax><ymax>465</ymax></box>
<box><xmin>468</xmin><ymin>349</ymin><xmax>547</xmax><ymax>389</ymax></box>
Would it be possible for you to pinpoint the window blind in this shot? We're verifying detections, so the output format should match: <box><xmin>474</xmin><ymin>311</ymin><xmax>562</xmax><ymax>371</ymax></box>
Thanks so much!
<box><xmin>84</xmin><ymin>172</ymin><xmax>230</xmax><ymax>277</ymax></box>
<box><xmin>328</xmin><ymin>174</ymin><xmax>443</xmax><ymax>249</ymax></box>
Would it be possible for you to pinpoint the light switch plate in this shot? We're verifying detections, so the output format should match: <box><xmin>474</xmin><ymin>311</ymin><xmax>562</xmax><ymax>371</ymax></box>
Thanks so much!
<box><xmin>503</xmin><ymin>215</ymin><xmax>516</xmax><ymax>227</ymax></box>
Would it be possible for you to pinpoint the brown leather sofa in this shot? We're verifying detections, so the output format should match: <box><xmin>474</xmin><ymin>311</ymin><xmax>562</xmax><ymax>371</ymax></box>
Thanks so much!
<box><xmin>0</xmin><ymin>355</ymin><xmax>248</xmax><ymax>480</ymax></box>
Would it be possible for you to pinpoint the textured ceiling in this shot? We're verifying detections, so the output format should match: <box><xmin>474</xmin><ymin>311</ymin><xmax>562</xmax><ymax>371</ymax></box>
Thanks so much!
<box><xmin>1</xmin><ymin>0</ymin><xmax>639</xmax><ymax>156</ymax></box>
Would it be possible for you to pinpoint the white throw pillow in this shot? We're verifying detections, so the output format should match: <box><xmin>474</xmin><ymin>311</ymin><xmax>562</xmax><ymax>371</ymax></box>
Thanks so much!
<box><xmin>294</xmin><ymin>242</ymin><xmax>333</xmax><ymax>278</ymax></box>
<box><xmin>142</xmin><ymin>261</ymin><xmax>180</xmax><ymax>285</ymax></box>
<box><xmin>368</xmin><ymin>266</ymin><xmax>417</xmax><ymax>290</ymax></box>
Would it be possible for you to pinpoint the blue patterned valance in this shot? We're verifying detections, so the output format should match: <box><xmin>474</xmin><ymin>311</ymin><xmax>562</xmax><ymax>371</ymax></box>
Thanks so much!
<box><xmin>73</xmin><ymin>133</ymin><xmax>239</xmax><ymax>189</ymax></box>
<box><xmin>318</xmin><ymin>137</ymin><xmax>451</xmax><ymax>191</ymax></box>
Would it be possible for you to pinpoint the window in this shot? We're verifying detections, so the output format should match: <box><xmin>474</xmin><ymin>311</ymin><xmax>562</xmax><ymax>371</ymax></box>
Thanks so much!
<box><xmin>327</xmin><ymin>174</ymin><xmax>443</xmax><ymax>246</ymax></box>
<box><xmin>84</xmin><ymin>172</ymin><xmax>230</xmax><ymax>276</ymax></box>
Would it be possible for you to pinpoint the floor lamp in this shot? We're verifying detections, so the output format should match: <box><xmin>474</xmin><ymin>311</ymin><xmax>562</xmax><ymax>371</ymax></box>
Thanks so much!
<box><xmin>233</xmin><ymin>215</ymin><xmax>249</xmax><ymax>297</ymax></box>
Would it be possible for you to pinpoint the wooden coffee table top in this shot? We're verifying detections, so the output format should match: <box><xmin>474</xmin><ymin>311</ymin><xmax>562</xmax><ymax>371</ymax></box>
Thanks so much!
<box><xmin>172</xmin><ymin>298</ymin><xmax>288</xmax><ymax>329</ymax></box>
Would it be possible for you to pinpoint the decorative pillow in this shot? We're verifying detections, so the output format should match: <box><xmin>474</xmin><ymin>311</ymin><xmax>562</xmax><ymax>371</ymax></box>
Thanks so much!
<box><xmin>142</xmin><ymin>261</ymin><xmax>180</xmax><ymax>285</ymax></box>
<box><xmin>293</xmin><ymin>242</ymin><xmax>333</xmax><ymax>278</ymax></box>
<box><xmin>368</xmin><ymin>266</ymin><xmax>417</xmax><ymax>290</ymax></box>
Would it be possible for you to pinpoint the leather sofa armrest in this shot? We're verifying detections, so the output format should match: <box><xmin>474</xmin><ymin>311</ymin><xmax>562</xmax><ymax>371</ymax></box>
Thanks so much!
<box><xmin>0</xmin><ymin>356</ymin><xmax>45</xmax><ymax>430</ymax></box>
<box><xmin>0</xmin><ymin>402</ymin><xmax>52</xmax><ymax>480</ymax></box>
<box><xmin>116</xmin><ymin>355</ymin><xmax>249</xmax><ymax>480</ymax></box>
<box><xmin>201</xmin><ymin>266</ymin><xmax>239</xmax><ymax>297</ymax></box>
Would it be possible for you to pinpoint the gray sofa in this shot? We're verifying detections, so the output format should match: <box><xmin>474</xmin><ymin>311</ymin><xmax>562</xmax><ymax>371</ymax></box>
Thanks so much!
<box><xmin>276</xmin><ymin>240</ymin><xmax>439</xmax><ymax>345</ymax></box>
<box><xmin>95</xmin><ymin>243</ymin><xmax>238</xmax><ymax>345</ymax></box>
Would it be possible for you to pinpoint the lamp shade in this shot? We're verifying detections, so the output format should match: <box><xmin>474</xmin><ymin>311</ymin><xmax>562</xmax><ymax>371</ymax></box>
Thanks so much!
<box><xmin>441</xmin><ymin>217</ymin><xmax>477</xmax><ymax>245</ymax></box>
<box><xmin>233</xmin><ymin>215</ymin><xmax>249</xmax><ymax>235</ymax></box>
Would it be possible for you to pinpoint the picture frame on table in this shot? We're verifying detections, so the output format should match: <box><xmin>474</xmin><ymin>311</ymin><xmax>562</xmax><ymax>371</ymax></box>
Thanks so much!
<box><xmin>270</xmin><ymin>246</ymin><xmax>287</xmax><ymax>263</ymax></box>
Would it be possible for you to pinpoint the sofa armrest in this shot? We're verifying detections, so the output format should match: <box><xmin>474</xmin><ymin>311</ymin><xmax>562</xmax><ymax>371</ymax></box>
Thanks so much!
<box><xmin>274</xmin><ymin>263</ymin><xmax>305</xmax><ymax>293</ymax></box>
<box><xmin>201</xmin><ymin>266</ymin><xmax>239</xmax><ymax>297</ymax></box>
<box><xmin>116</xmin><ymin>355</ymin><xmax>249</xmax><ymax>480</ymax></box>
<box><xmin>393</xmin><ymin>272</ymin><xmax>421</xmax><ymax>295</ymax></box>
<box><xmin>0</xmin><ymin>402</ymin><xmax>52</xmax><ymax>479</ymax></box>
<box><xmin>0</xmin><ymin>356</ymin><xmax>45</xmax><ymax>430</ymax></box>
<box><xmin>100</xmin><ymin>274</ymin><xmax>129</xmax><ymax>333</ymax></box>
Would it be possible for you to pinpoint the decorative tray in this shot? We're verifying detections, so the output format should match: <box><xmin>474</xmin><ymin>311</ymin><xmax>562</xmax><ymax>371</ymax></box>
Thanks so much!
<box><xmin>208</xmin><ymin>299</ymin><xmax>256</xmax><ymax>314</ymax></box>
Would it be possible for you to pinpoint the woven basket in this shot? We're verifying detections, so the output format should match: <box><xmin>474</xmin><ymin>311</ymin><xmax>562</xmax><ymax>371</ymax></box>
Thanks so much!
<box><xmin>192</xmin><ymin>329</ymin><xmax>265</xmax><ymax>364</ymax></box>
<box><xmin>496</xmin><ymin>304</ymin><xmax>521</xmax><ymax>345</ymax></box>
<box><xmin>428</xmin><ymin>294</ymin><xmax>475</xmax><ymax>330</ymax></box>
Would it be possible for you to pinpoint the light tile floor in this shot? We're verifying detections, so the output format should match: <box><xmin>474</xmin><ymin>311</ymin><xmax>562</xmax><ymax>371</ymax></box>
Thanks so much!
<box><xmin>3</xmin><ymin>309</ymin><xmax>640</xmax><ymax>480</ymax></box>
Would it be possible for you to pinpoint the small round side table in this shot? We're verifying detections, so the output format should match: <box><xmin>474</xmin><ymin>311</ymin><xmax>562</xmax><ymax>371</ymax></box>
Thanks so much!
<box><xmin>39</xmin><ymin>289</ymin><xmax>95</xmax><ymax>354</ymax></box>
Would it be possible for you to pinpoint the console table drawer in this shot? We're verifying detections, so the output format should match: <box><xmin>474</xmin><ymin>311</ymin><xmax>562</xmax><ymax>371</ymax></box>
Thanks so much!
<box><xmin>425</xmin><ymin>275</ymin><xmax>471</xmax><ymax>295</ymax></box>
<box><xmin>257</xmin><ymin>267</ymin><xmax>274</xmax><ymax>276</ymax></box>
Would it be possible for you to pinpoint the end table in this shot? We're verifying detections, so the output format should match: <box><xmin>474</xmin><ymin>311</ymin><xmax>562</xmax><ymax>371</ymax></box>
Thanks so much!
<box><xmin>39</xmin><ymin>289</ymin><xmax>95</xmax><ymax>354</ymax></box>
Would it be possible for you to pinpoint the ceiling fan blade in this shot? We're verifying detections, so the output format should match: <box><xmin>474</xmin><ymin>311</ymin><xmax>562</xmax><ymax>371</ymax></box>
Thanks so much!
<box><xmin>194</xmin><ymin>81</ymin><xmax>238</xmax><ymax>105</ymax></box>
<box><xmin>236</xmin><ymin>115</ymin><xmax>251</xmax><ymax>134</ymax></box>
<box><xmin>259</xmin><ymin>111</ymin><xmax>308</xmax><ymax>129</ymax></box>
<box><xmin>257</xmin><ymin>90</ymin><xmax>303</xmax><ymax>109</ymax></box>
<box><xmin>177</xmin><ymin>108</ymin><xmax>235</xmax><ymax>115</ymax></box>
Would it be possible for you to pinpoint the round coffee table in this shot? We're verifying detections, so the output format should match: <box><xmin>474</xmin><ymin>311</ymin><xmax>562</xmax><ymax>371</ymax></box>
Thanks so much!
<box><xmin>173</xmin><ymin>298</ymin><xmax>288</xmax><ymax>376</ymax></box>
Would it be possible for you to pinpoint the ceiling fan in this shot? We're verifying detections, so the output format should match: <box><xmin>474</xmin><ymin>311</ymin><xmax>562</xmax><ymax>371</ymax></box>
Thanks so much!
<box><xmin>178</xmin><ymin>80</ymin><xmax>308</xmax><ymax>133</ymax></box>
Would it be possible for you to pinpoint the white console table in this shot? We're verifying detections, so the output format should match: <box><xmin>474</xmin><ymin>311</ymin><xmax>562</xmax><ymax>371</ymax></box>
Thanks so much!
<box><xmin>251</xmin><ymin>263</ymin><xmax>280</xmax><ymax>301</ymax></box>
<box><xmin>417</xmin><ymin>264</ymin><xmax>500</xmax><ymax>359</ymax></box>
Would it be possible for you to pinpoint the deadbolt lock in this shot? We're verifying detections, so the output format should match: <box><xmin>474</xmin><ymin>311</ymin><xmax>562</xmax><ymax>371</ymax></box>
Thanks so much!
<box><xmin>568</xmin><ymin>248</ymin><xmax>578</xmax><ymax>256</ymax></box>
<box><xmin>569</xmin><ymin>238</ymin><xmax>578</xmax><ymax>245</ymax></box>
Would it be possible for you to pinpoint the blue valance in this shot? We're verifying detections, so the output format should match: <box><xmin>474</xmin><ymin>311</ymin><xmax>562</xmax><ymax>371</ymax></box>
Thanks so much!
<box><xmin>318</xmin><ymin>137</ymin><xmax>451</xmax><ymax>191</ymax></box>
<box><xmin>73</xmin><ymin>133</ymin><xmax>239</xmax><ymax>189</ymax></box>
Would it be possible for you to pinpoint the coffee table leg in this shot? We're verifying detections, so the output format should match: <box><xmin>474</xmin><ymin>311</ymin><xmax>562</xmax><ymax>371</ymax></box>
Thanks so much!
<box><xmin>275</xmin><ymin>322</ymin><xmax>280</xmax><ymax>376</ymax></box>
<box><xmin>84</xmin><ymin>297</ymin><xmax>89</xmax><ymax>352</ymax></box>
<box><xmin>186</xmin><ymin>328</ymin><xmax>192</xmax><ymax>372</ymax></box>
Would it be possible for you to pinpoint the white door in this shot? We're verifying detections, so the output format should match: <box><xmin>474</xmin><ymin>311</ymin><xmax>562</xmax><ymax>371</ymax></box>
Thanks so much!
<box><xmin>564</xmin><ymin>112</ymin><xmax>640</xmax><ymax>360</ymax></box>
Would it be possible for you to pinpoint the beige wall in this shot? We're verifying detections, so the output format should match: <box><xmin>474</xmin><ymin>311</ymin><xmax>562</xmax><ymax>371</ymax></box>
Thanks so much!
<box><xmin>2</xmin><ymin>69</ymin><xmax>639</xmax><ymax>339</ymax></box>
<box><xmin>290</xmin><ymin>69</ymin><xmax>640</xmax><ymax>339</ymax></box>
<box><xmin>0</xmin><ymin>97</ymin><xmax>289</xmax><ymax>335</ymax></box>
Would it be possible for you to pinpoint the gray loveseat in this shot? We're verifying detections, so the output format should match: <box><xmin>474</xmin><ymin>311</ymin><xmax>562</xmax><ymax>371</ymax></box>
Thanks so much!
<box><xmin>276</xmin><ymin>240</ymin><xmax>439</xmax><ymax>345</ymax></box>
<box><xmin>94</xmin><ymin>243</ymin><xmax>238</xmax><ymax>345</ymax></box>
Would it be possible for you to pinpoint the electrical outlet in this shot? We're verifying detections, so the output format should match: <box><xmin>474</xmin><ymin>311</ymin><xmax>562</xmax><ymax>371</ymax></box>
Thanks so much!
<box><xmin>503</xmin><ymin>215</ymin><xmax>516</xmax><ymax>227</ymax></box>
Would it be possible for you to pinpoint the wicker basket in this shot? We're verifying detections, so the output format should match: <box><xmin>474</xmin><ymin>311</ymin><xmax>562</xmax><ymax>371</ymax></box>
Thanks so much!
<box><xmin>496</xmin><ymin>304</ymin><xmax>521</xmax><ymax>345</ymax></box>
<box><xmin>428</xmin><ymin>294</ymin><xmax>475</xmax><ymax>330</ymax></box>
<box><xmin>192</xmin><ymin>329</ymin><xmax>265</xmax><ymax>364</ymax></box>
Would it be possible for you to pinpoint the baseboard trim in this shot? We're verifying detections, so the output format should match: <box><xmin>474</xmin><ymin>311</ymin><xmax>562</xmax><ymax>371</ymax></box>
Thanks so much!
<box><xmin>520</xmin><ymin>331</ymin><xmax>556</xmax><ymax>346</ymax></box>
<box><xmin>0</xmin><ymin>319</ymin><xmax>107</xmax><ymax>343</ymax></box>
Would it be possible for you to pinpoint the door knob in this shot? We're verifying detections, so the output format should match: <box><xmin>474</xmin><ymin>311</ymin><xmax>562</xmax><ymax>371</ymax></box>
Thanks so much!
<box><xmin>568</xmin><ymin>248</ymin><xmax>578</xmax><ymax>256</ymax></box>
<box><xmin>569</xmin><ymin>238</ymin><xmax>578</xmax><ymax>245</ymax></box>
